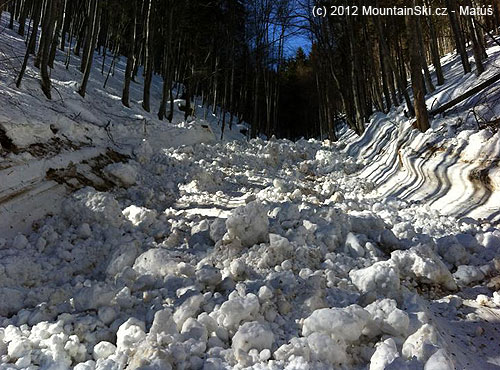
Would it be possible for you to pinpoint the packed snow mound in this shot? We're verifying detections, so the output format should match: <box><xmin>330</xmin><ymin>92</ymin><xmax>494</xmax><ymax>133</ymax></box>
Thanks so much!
<box><xmin>340</xmin><ymin>42</ymin><xmax>500</xmax><ymax>223</ymax></box>
<box><xmin>391</xmin><ymin>245</ymin><xmax>457</xmax><ymax>290</ymax></box>
<box><xmin>302</xmin><ymin>305</ymin><xmax>370</xmax><ymax>342</ymax></box>
<box><xmin>232</xmin><ymin>321</ymin><xmax>274</xmax><ymax>353</ymax></box>
<box><xmin>103</xmin><ymin>162</ymin><xmax>137</xmax><ymax>187</ymax></box>
<box><xmin>225</xmin><ymin>201</ymin><xmax>269</xmax><ymax>247</ymax></box>
<box><xmin>350</xmin><ymin>260</ymin><xmax>401</xmax><ymax>297</ymax></box>
<box><xmin>63</xmin><ymin>187</ymin><xmax>124</xmax><ymax>228</ymax></box>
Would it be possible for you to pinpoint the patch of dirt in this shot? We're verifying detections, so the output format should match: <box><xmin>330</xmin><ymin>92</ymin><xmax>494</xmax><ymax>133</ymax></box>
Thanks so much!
<box><xmin>46</xmin><ymin>150</ymin><xmax>130</xmax><ymax>192</ymax></box>
<box><xmin>468</xmin><ymin>163</ymin><xmax>497</xmax><ymax>192</ymax></box>
<box><xmin>25</xmin><ymin>137</ymin><xmax>81</xmax><ymax>158</ymax></box>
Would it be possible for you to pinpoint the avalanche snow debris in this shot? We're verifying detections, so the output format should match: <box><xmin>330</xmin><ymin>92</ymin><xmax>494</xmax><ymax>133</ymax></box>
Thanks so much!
<box><xmin>0</xmin><ymin>97</ymin><xmax>499</xmax><ymax>369</ymax></box>
<box><xmin>103</xmin><ymin>162</ymin><xmax>137</xmax><ymax>187</ymax></box>
<box><xmin>391</xmin><ymin>245</ymin><xmax>458</xmax><ymax>290</ymax></box>
<box><xmin>225</xmin><ymin>201</ymin><xmax>269</xmax><ymax>247</ymax></box>
<box><xmin>63</xmin><ymin>187</ymin><xmax>124</xmax><ymax>228</ymax></box>
<box><xmin>350</xmin><ymin>261</ymin><xmax>401</xmax><ymax>298</ymax></box>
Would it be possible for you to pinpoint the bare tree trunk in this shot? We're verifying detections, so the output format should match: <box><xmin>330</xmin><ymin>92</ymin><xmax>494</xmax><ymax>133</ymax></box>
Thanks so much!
<box><xmin>212</xmin><ymin>55</ymin><xmax>219</xmax><ymax>114</ymax></box>
<box><xmin>18</xmin><ymin>0</ymin><xmax>30</xmax><ymax>36</ymax></box>
<box><xmin>40</xmin><ymin>0</ymin><xmax>57</xmax><ymax>99</ymax></box>
<box><xmin>59</xmin><ymin>0</ymin><xmax>69</xmax><ymax>50</ymax></box>
<box><xmin>49</xmin><ymin>0</ymin><xmax>64</xmax><ymax>68</ymax></box>
<box><xmin>426</xmin><ymin>12</ymin><xmax>445</xmax><ymax>85</ymax></box>
<box><xmin>463</xmin><ymin>0</ymin><xmax>484</xmax><ymax>76</ymax></box>
<box><xmin>122</xmin><ymin>0</ymin><xmax>137</xmax><ymax>108</ymax></box>
<box><xmin>376</xmin><ymin>17</ymin><xmax>413</xmax><ymax>115</ymax></box>
<box><xmin>407</xmin><ymin>12</ymin><xmax>430</xmax><ymax>132</ymax></box>
<box><xmin>167</xmin><ymin>80</ymin><xmax>174</xmax><ymax>123</ymax></box>
<box><xmin>8</xmin><ymin>0</ymin><xmax>16</xmax><ymax>29</ymax></box>
<box><xmin>158</xmin><ymin>50</ymin><xmax>169</xmax><ymax>120</ymax></box>
<box><xmin>78</xmin><ymin>0</ymin><xmax>99</xmax><ymax>98</ymax></box>
<box><xmin>347</xmin><ymin>17</ymin><xmax>365</xmax><ymax>134</ymax></box>
<box><xmin>416</xmin><ymin>17</ymin><xmax>435</xmax><ymax>93</ymax></box>
<box><xmin>379</xmin><ymin>44</ymin><xmax>392</xmax><ymax>111</ymax></box>
<box><xmin>251</xmin><ymin>69</ymin><xmax>260</xmax><ymax>138</ymax></box>
<box><xmin>446</xmin><ymin>0</ymin><xmax>471</xmax><ymax>74</ymax></box>
<box><xmin>142</xmin><ymin>0</ymin><xmax>153</xmax><ymax>112</ymax></box>
<box><xmin>220</xmin><ymin>69</ymin><xmax>229</xmax><ymax>140</ymax></box>
<box><xmin>16</xmin><ymin>0</ymin><xmax>42</xmax><ymax>88</ymax></box>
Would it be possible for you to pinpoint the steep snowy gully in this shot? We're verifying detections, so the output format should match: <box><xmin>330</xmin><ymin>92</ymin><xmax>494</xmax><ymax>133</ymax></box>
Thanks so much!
<box><xmin>0</xmin><ymin>135</ymin><xmax>499</xmax><ymax>369</ymax></box>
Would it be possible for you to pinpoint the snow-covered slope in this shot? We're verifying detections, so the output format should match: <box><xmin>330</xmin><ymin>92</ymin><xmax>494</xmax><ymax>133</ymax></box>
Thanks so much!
<box><xmin>0</xmin><ymin>11</ymin><xmax>245</xmax><ymax>238</ymax></box>
<box><xmin>341</xmin><ymin>41</ymin><xmax>500</xmax><ymax>224</ymax></box>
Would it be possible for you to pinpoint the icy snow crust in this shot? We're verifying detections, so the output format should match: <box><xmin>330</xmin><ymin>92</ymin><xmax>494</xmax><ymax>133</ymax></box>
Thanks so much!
<box><xmin>1</xmin><ymin>136</ymin><xmax>500</xmax><ymax>369</ymax></box>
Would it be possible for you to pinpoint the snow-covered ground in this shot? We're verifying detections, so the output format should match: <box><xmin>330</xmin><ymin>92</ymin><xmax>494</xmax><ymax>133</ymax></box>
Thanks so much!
<box><xmin>1</xmin><ymin>11</ymin><xmax>500</xmax><ymax>370</ymax></box>
<box><xmin>0</xmin><ymin>11</ymin><xmax>245</xmax><ymax>239</ymax></box>
<box><xmin>342</xmin><ymin>41</ymin><xmax>500</xmax><ymax>224</ymax></box>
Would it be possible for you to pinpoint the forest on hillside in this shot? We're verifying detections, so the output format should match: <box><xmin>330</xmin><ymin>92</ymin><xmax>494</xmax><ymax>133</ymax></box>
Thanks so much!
<box><xmin>1</xmin><ymin>0</ymin><xmax>499</xmax><ymax>139</ymax></box>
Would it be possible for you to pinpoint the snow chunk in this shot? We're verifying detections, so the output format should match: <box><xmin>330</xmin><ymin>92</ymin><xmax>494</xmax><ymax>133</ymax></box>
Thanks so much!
<box><xmin>93</xmin><ymin>341</ymin><xmax>116</xmax><ymax>360</ymax></box>
<box><xmin>8</xmin><ymin>337</ymin><xmax>31</xmax><ymax>359</ymax></box>
<box><xmin>181</xmin><ymin>318</ymin><xmax>208</xmax><ymax>342</ymax></box>
<box><xmin>260</xmin><ymin>234</ymin><xmax>293</xmax><ymax>267</ymax></box>
<box><xmin>104</xmin><ymin>162</ymin><xmax>137</xmax><ymax>187</ymax></box>
<box><xmin>106</xmin><ymin>242</ymin><xmax>139</xmax><ymax>277</ymax></box>
<box><xmin>302</xmin><ymin>305</ymin><xmax>370</xmax><ymax>342</ymax></box>
<box><xmin>370</xmin><ymin>338</ymin><xmax>399</xmax><ymax>370</ymax></box>
<box><xmin>452</xmin><ymin>265</ymin><xmax>485</xmax><ymax>286</ymax></box>
<box><xmin>173</xmin><ymin>293</ymin><xmax>204</xmax><ymax>330</ymax></box>
<box><xmin>149</xmin><ymin>309</ymin><xmax>178</xmax><ymax>338</ymax></box>
<box><xmin>307</xmin><ymin>332</ymin><xmax>348</xmax><ymax>365</ymax></box>
<box><xmin>349</xmin><ymin>211</ymin><xmax>387</xmax><ymax>240</ymax></box>
<box><xmin>195</xmin><ymin>265</ymin><xmax>222</xmax><ymax>287</ymax></box>
<box><xmin>133</xmin><ymin>139</ymin><xmax>153</xmax><ymax>164</ymax></box>
<box><xmin>73</xmin><ymin>283</ymin><xmax>116</xmax><ymax>311</ymax></box>
<box><xmin>116</xmin><ymin>318</ymin><xmax>146</xmax><ymax>354</ymax></box>
<box><xmin>378</xmin><ymin>229</ymin><xmax>401</xmax><ymax>252</ymax></box>
<box><xmin>225</xmin><ymin>201</ymin><xmax>269</xmax><ymax>247</ymax></box>
<box><xmin>402</xmin><ymin>324</ymin><xmax>439</xmax><ymax>362</ymax></box>
<box><xmin>12</xmin><ymin>234</ymin><xmax>29</xmax><ymax>249</ymax></box>
<box><xmin>424</xmin><ymin>349</ymin><xmax>454</xmax><ymax>370</ymax></box>
<box><xmin>123</xmin><ymin>205</ymin><xmax>157</xmax><ymax>229</ymax></box>
<box><xmin>209</xmin><ymin>218</ymin><xmax>227</xmax><ymax>243</ymax></box>
<box><xmin>0</xmin><ymin>287</ymin><xmax>26</xmax><ymax>316</ymax></box>
<box><xmin>133</xmin><ymin>248</ymin><xmax>177</xmax><ymax>277</ymax></box>
<box><xmin>365</xmin><ymin>299</ymin><xmax>409</xmax><ymax>337</ymax></box>
<box><xmin>391</xmin><ymin>245</ymin><xmax>457</xmax><ymax>290</ymax></box>
<box><xmin>63</xmin><ymin>187</ymin><xmax>123</xmax><ymax>228</ymax></box>
<box><xmin>215</xmin><ymin>293</ymin><xmax>260</xmax><ymax>331</ymax></box>
<box><xmin>232</xmin><ymin>321</ymin><xmax>273</xmax><ymax>353</ymax></box>
<box><xmin>350</xmin><ymin>260</ymin><xmax>400</xmax><ymax>297</ymax></box>
<box><xmin>345</xmin><ymin>232</ymin><xmax>365</xmax><ymax>257</ymax></box>
<box><xmin>274</xmin><ymin>338</ymin><xmax>311</xmax><ymax>363</ymax></box>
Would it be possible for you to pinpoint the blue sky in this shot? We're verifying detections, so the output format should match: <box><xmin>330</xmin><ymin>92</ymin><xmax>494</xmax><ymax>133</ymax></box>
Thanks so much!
<box><xmin>286</xmin><ymin>33</ymin><xmax>312</xmax><ymax>56</ymax></box>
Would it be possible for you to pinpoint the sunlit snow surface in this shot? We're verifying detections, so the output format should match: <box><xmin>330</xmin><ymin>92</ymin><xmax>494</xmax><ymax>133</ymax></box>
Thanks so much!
<box><xmin>1</xmin><ymin>11</ymin><xmax>500</xmax><ymax>370</ymax></box>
